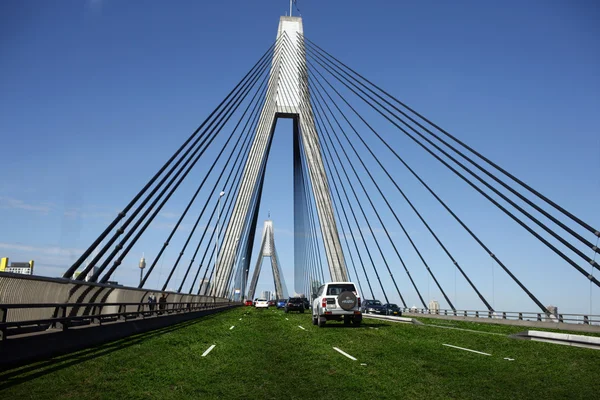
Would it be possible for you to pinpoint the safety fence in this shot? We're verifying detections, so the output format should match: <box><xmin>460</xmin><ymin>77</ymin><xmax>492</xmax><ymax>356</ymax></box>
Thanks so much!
<box><xmin>403</xmin><ymin>308</ymin><xmax>600</xmax><ymax>326</ymax></box>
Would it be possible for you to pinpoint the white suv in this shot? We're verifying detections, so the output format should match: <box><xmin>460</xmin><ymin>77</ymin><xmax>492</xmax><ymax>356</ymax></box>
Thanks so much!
<box><xmin>312</xmin><ymin>282</ymin><xmax>362</xmax><ymax>327</ymax></box>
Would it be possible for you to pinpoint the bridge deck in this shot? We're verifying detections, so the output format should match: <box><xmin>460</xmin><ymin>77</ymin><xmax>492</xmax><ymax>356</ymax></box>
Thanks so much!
<box><xmin>1</xmin><ymin>308</ymin><xmax>599</xmax><ymax>398</ymax></box>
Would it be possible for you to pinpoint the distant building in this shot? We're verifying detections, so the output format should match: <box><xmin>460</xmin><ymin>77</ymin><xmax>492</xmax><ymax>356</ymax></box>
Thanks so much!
<box><xmin>261</xmin><ymin>290</ymin><xmax>272</xmax><ymax>300</ymax></box>
<box><xmin>546</xmin><ymin>305</ymin><xmax>559</xmax><ymax>322</ymax></box>
<box><xmin>73</xmin><ymin>265</ymin><xmax>98</xmax><ymax>282</ymax></box>
<box><xmin>0</xmin><ymin>258</ymin><xmax>34</xmax><ymax>275</ymax></box>
<box><xmin>429</xmin><ymin>300</ymin><xmax>440</xmax><ymax>313</ymax></box>
<box><xmin>199</xmin><ymin>279</ymin><xmax>210</xmax><ymax>295</ymax></box>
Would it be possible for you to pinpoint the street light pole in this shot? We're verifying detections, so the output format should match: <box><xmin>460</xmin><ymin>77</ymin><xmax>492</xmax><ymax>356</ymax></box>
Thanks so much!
<box><xmin>215</xmin><ymin>191</ymin><xmax>225</xmax><ymax>298</ymax></box>
<box><xmin>138</xmin><ymin>254</ymin><xmax>146</xmax><ymax>287</ymax></box>
<box><xmin>232</xmin><ymin>238</ymin><xmax>240</xmax><ymax>301</ymax></box>
<box><xmin>241</xmin><ymin>257</ymin><xmax>246</xmax><ymax>301</ymax></box>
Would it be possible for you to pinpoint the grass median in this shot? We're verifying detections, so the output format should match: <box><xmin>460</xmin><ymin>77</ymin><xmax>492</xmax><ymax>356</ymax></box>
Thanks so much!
<box><xmin>1</xmin><ymin>307</ymin><xmax>599</xmax><ymax>399</ymax></box>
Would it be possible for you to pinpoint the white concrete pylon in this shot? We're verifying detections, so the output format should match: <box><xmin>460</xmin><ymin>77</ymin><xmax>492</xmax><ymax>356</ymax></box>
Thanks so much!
<box><xmin>212</xmin><ymin>16</ymin><xmax>348</xmax><ymax>298</ymax></box>
<box><xmin>247</xmin><ymin>220</ymin><xmax>286</xmax><ymax>300</ymax></box>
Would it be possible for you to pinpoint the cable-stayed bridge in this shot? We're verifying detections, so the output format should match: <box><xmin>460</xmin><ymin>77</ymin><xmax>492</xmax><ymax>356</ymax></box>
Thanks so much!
<box><xmin>0</xmin><ymin>14</ymin><xmax>598</xmax><ymax>362</ymax></box>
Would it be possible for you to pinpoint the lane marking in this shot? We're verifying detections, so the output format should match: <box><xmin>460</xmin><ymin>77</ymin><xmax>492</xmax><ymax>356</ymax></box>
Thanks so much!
<box><xmin>230</xmin><ymin>325</ymin><xmax>235</xmax><ymax>330</ymax></box>
<box><xmin>442</xmin><ymin>343</ymin><xmax>491</xmax><ymax>356</ymax></box>
<box><xmin>333</xmin><ymin>347</ymin><xmax>357</xmax><ymax>361</ymax></box>
<box><xmin>298</xmin><ymin>326</ymin><xmax>306</xmax><ymax>330</ymax></box>
<box><xmin>201</xmin><ymin>345</ymin><xmax>216</xmax><ymax>357</ymax></box>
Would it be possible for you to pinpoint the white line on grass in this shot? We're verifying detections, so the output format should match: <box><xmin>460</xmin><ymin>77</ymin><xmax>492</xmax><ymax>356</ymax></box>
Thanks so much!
<box><xmin>230</xmin><ymin>325</ymin><xmax>235</xmax><ymax>330</ymax></box>
<box><xmin>201</xmin><ymin>345</ymin><xmax>216</xmax><ymax>357</ymax></box>
<box><xmin>298</xmin><ymin>326</ymin><xmax>306</xmax><ymax>330</ymax></box>
<box><xmin>442</xmin><ymin>343</ymin><xmax>491</xmax><ymax>356</ymax></box>
<box><xmin>333</xmin><ymin>347</ymin><xmax>357</xmax><ymax>361</ymax></box>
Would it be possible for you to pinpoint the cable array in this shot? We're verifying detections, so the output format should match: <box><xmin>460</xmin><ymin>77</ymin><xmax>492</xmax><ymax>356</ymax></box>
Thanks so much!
<box><xmin>62</xmin><ymin>30</ymin><xmax>597</xmax><ymax>314</ymax></box>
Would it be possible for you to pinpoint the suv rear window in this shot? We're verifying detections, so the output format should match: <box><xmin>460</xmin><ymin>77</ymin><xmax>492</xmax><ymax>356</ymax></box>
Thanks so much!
<box><xmin>326</xmin><ymin>284</ymin><xmax>356</xmax><ymax>295</ymax></box>
<box><xmin>288</xmin><ymin>298</ymin><xmax>303</xmax><ymax>303</ymax></box>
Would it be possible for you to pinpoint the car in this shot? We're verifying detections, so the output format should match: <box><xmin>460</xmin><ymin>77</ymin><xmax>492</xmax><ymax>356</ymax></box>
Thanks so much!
<box><xmin>255</xmin><ymin>298</ymin><xmax>269</xmax><ymax>309</ymax></box>
<box><xmin>244</xmin><ymin>300</ymin><xmax>253</xmax><ymax>306</ymax></box>
<box><xmin>301</xmin><ymin>297</ymin><xmax>310</xmax><ymax>310</ymax></box>
<box><xmin>382</xmin><ymin>303</ymin><xmax>402</xmax><ymax>316</ymax></box>
<box><xmin>312</xmin><ymin>282</ymin><xmax>362</xmax><ymax>327</ymax></box>
<box><xmin>285</xmin><ymin>297</ymin><xmax>305</xmax><ymax>313</ymax></box>
<box><xmin>276</xmin><ymin>299</ymin><xmax>287</xmax><ymax>309</ymax></box>
<box><xmin>268</xmin><ymin>300</ymin><xmax>276</xmax><ymax>307</ymax></box>
<box><xmin>361</xmin><ymin>299</ymin><xmax>385</xmax><ymax>314</ymax></box>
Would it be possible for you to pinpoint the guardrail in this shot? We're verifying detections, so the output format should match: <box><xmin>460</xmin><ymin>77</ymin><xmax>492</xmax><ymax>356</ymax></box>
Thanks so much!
<box><xmin>0</xmin><ymin>300</ymin><xmax>233</xmax><ymax>341</ymax></box>
<box><xmin>403</xmin><ymin>308</ymin><xmax>600</xmax><ymax>326</ymax></box>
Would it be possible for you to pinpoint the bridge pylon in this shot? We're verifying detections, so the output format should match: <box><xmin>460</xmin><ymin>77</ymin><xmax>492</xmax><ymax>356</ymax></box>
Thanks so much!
<box><xmin>246</xmin><ymin>219</ymin><xmax>287</xmax><ymax>301</ymax></box>
<box><xmin>212</xmin><ymin>16</ymin><xmax>348</xmax><ymax>297</ymax></box>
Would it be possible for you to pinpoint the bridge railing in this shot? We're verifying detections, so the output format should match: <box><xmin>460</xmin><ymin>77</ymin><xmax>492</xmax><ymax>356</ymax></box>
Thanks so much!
<box><xmin>402</xmin><ymin>308</ymin><xmax>600</xmax><ymax>326</ymax></box>
<box><xmin>0</xmin><ymin>273</ymin><xmax>237</xmax><ymax>340</ymax></box>
<box><xmin>0</xmin><ymin>300</ymin><xmax>232</xmax><ymax>340</ymax></box>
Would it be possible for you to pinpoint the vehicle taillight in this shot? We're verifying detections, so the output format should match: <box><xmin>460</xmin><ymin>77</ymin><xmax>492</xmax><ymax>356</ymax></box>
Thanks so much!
<box><xmin>322</xmin><ymin>297</ymin><xmax>327</xmax><ymax>308</ymax></box>
<box><xmin>357</xmin><ymin>297</ymin><xmax>361</xmax><ymax>307</ymax></box>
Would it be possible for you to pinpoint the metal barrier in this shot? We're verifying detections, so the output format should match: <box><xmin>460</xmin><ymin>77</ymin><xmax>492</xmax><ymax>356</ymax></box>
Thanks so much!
<box><xmin>0</xmin><ymin>300</ymin><xmax>230</xmax><ymax>340</ymax></box>
<box><xmin>403</xmin><ymin>307</ymin><xmax>600</xmax><ymax>326</ymax></box>
<box><xmin>0</xmin><ymin>273</ymin><xmax>236</xmax><ymax>341</ymax></box>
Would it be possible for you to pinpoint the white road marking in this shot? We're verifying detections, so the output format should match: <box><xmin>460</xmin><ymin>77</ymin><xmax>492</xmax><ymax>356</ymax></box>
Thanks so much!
<box><xmin>333</xmin><ymin>347</ymin><xmax>357</xmax><ymax>361</ymax></box>
<box><xmin>298</xmin><ymin>326</ymin><xmax>306</xmax><ymax>330</ymax></box>
<box><xmin>442</xmin><ymin>344</ymin><xmax>491</xmax><ymax>356</ymax></box>
<box><xmin>201</xmin><ymin>345</ymin><xmax>216</xmax><ymax>357</ymax></box>
<box><xmin>230</xmin><ymin>325</ymin><xmax>235</xmax><ymax>330</ymax></box>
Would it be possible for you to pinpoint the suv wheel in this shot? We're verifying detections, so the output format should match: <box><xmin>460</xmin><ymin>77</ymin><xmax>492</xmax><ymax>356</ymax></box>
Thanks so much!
<box><xmin>312</xmin><ymin>315</ymin><xmax>318</xmax><ymax>325</ymax></box>
<box><xmin>317</xmin><ymin>317</ymin><xmax>326</xmax><ymax>328</ymax></box>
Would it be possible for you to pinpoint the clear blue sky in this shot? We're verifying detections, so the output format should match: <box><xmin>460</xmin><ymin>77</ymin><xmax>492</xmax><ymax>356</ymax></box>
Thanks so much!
<box><xmin>1</xmin><ymin>0</ymin><xmax>598</xmax><ymax>315</ymax></box>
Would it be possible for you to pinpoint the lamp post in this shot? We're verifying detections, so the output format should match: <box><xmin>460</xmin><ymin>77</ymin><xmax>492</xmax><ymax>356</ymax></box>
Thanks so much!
<box><xmin>215</xmin><ymin>191</ymin><xmax>225</xmax><ymax>298</ymax></box>
<box><xmin>241</xmin><ymin>257</ymin><xmax>247</xmax><ymax>301</ymax></box>
<box><xmin>231</xmin><ymin>238</ymin><xmax>240</xmax><ymax>301</ymax></box>
<box><xmin>138</xmin><ymin>254</ymin><xmax>146</xmax><ymax>287</ymax></box>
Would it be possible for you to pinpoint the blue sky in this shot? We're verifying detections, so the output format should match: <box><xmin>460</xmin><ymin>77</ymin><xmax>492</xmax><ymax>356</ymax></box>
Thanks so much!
<box><xmin>0</xmin><ymin>0</ymin><xmax>598</xmax><ymax>315</ymax></box>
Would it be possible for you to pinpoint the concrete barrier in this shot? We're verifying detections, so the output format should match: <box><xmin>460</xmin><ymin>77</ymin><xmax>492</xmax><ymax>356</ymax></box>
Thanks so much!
<box><xmin>0</xmin><ymin>273</ymin><xmax>229</xmax><ymax>324</ymax></box>
<box><xmin>0</xmin><ymin>304</ymin><xmax>238</xmax><ymax>369</ymax></box>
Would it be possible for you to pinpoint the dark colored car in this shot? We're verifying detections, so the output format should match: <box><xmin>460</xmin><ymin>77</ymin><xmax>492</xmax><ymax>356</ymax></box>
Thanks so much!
<box><xmin>382</xmin><ymin>303</ymin><xmax>402</xmax><ymax>316</ymax></box>
<box><xmin>285</xmin><ymin>297</ymin><xmax>305</xmax><ymax>313</ymax></box>
<box><xmin>301</xmin><ymin>297</ymin><xmax>310</xmax><ymax>310</ymax></box>
<box><xmin>361</xmin><ymin>299</ymin><xmax>385</xmax><ymax>314</ymax></box>
<box><xmin>268</xmin><ymin>300</ymin><xmax>276</xmax><ymax>307</ymax></box>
